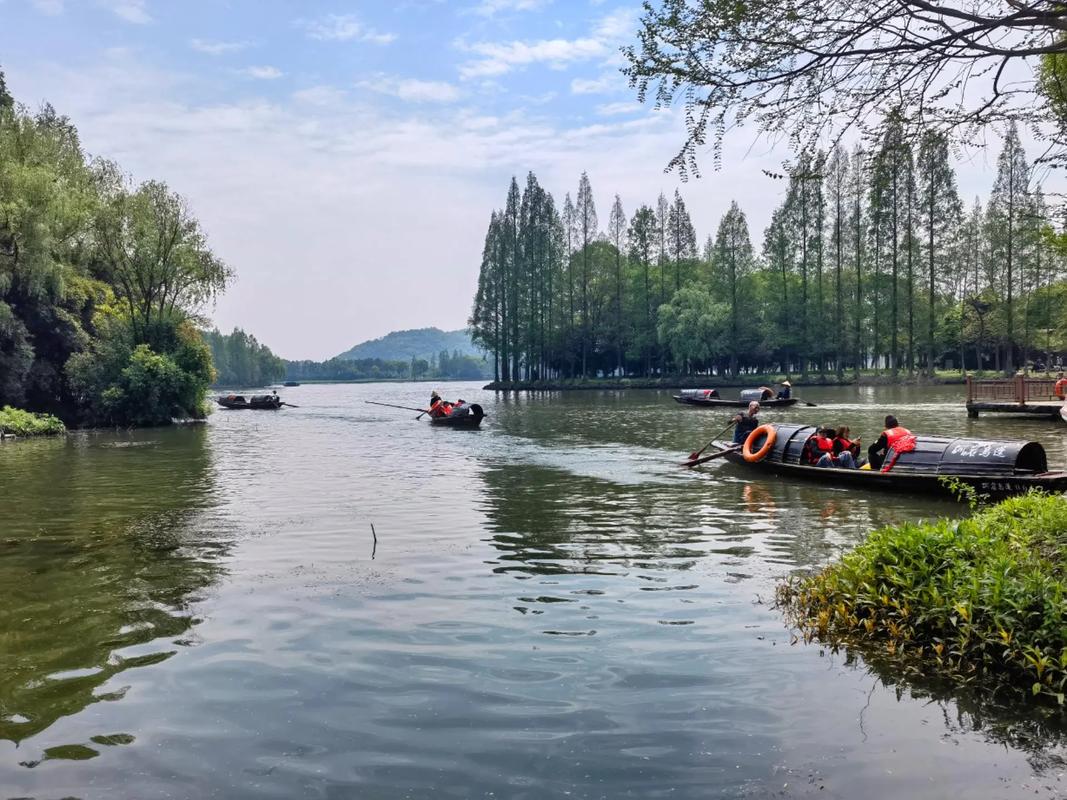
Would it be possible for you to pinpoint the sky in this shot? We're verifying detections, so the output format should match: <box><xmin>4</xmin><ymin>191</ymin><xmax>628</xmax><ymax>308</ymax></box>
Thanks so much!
<box><xmin>0</xmin><ymin>0</ymin><xmax>1048</xmax><ymax>360</ymax></box>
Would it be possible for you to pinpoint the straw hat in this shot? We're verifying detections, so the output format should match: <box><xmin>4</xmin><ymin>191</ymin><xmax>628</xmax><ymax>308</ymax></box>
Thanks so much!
<box><xmin>781</xmin><ymin>380</ymin><xmax>791</xmax><ymax>387</ymax></box>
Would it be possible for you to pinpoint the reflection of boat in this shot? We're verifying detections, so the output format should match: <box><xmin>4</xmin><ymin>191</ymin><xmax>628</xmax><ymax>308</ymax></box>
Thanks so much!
<box><xmin>430</xmin><ymin>403</ymin><xmax>485</xmax><ymax>428</ymax></box>
<box><xmin>673</xmin><ymin>387</ymin><xmax>797</xmax><ymax>408</ymax></box>
<box><xmin>283</xmin><ymin>381</ymin><xmax>300</xmax><ymax>387</ymax></box>
<box><xmin>713</xmin><ymin>423</ymin><xmax>1067</xmax><ymax>499</ymax></box>
<box><xmin>216</xmin><ymin>394</ymin><xmax>283</xmax><ymax>410</ymax></box>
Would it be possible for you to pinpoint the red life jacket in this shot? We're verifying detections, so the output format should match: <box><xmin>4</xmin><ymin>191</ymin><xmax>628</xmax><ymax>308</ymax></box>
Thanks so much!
<box><xmin>883</xmin><ymin>426</ymin><xmax>912</xmax><ymax>450</ymax></box>
<box><xmin>430</xmin><ymin>399</ymin><xmax>450</xmax><ymax>418</ymax></box>
<box><xmin>1055</xmin><ymin>378</ymin><xmax>1067</xmax><ymax>400</ymax></box>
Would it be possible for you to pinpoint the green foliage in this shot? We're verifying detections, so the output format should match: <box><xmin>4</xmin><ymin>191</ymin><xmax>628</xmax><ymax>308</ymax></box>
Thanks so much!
<box><xmin>0</xmin><ymin>72</ymin><xmax>232</xmax><ymax>426</ymax></box>
<box><xmin>656</xmin><ymin>286</ymin><xmax>728</xmax><ymax>371</ymax></box>
<box><xmin>0</xmin><ymin>406</ymin><xmax>65</xmax><ymax>436</ymax></box>
<box><xmin>68</xmin><ymin>315</ymin><xmax>214</xmax><ymax>426</ymax></box>
<box><xmin>336</xmin><ymin>327</ymin><xmax>483</xmax><ymax>362</ymax></box>
<box><xmin>778</xmin><ymin>494</ymin><xmax>1067</xmax><ymax>705</ymax></box>
<box><xmin>204</xmin><ymin>327</ymin><xmax>285</xmax><ymax>387</ymax></box>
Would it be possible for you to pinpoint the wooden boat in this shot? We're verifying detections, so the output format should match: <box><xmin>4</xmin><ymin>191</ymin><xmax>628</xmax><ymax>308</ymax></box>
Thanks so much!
<box><xmin>711</xmin><ymin>422</ymin><xmax>1067</xmax><ymax>499</ymax></box>
<box><xmin>216</xmin><ymin>394</ymin><xmax>283</xmax><ymax>410</ymax></box>
<box><xmin>429</xmin><ymin>403</ymin><xmax>485</xmax><ymax>428</ymax></box>
<box><xmin>673</xmin><ymin>387</ymin><xmax>797</xmax><ymax>408</ymax></box>
<box><xmin>283</xmin><ymin>381</ymin><xmax>300</xmax><ymax>387</ymax></box>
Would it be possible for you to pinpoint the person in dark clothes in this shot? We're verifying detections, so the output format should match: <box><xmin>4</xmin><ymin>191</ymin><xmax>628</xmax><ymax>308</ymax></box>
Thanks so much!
<box><xmin>867</xmin><ymin>415</ymin><xmax>911</xmax><ymax>470</ymax></box>
<box><xmin>732</xmin><ymin>401</ymin><xmax>761</xmax><ymax>445</ymax></box>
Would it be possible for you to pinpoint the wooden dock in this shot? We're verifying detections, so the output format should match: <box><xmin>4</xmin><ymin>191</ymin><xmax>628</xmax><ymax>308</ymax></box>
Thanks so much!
<box><xmin>966</xmin><ymin>376</ymin><xmax>1066</xmax><ymax>420</ymax></box>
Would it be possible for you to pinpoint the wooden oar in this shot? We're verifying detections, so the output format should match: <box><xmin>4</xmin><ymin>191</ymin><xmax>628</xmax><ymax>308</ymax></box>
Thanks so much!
<box><xmin>365</xmin><ymin>400</ymin><xmax>431</xmax><ymax>414</ymax></box>
<box><xmin>796</xmin><ymin>397</ymin><xmax>817</xmax><ymax>407</ymax></box>
<box><xmin>281</xmin><ymin>402</ymin><xmax>300</xmax><ymax>408</ymax></box>
<box><xmin>682</xmin><ymin>444</ymin><xmax>742</xmax><ymax>467</ymax></box>
<box><xmin>687</xmin><ymin>420</ymin><xmax>736</xmax><ymax>461</ymax></box>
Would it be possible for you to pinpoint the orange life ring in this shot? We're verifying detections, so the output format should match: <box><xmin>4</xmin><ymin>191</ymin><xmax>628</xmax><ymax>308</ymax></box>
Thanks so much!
<box><xmin>743</xmin><ymin>424</ymin><xmax>777</xmax><ymax>463</ymax></box>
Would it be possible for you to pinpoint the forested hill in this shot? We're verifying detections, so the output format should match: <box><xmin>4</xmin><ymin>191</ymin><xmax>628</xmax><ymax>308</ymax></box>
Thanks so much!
<box><xmin>336</xmin><ymin>328</ymin><xmax>482</xmax><ymax>362</ymax></box>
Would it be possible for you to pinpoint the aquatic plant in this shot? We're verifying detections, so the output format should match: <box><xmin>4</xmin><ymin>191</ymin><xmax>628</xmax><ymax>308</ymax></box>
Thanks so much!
<box><xmin>0</xmin><ymin>406</ymin><xmax>65</xmax><ymax>437</ymax></box>
<box><xmin>778</xmin><ymin>493</ymin><xmax>1067</xmax><ymax>705</ymax></box>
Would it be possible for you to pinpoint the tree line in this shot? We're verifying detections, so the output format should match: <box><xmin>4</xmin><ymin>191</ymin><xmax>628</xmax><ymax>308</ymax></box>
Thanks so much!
<box><xmin>203</xmin><ymin>328</ymin><xmax>286</xmax><ymax>388</ymax></box>
<box><xmin>469</xmin><ymin>122</ymin><xmax>1065</xmax><ymax>381</ymax></box>
<box><xmin>284</xmin><ymin>349</ymin><xmax>488</xmax><ymax>383</ymax></box>
<box><xmin>0</xmin><ymin>68</ymin><xmax>231</xmax><ymax>425</ymax></box>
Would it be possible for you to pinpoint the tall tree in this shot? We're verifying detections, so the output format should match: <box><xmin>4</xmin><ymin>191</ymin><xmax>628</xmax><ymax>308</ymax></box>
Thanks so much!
<box><xmin>628</xmin><ymin>206</ymin><xmax>657</xmax><ymax>375</ymax></box>
<box><xmin>608</xmin><ymin>195</ymin><xmax>627</xmax><ymax>375</ymax></box>
<box><xmin>575</xmin><ymin>172</ymin><xmax>598</xmax><ymax>377</ymax></box>
<box><xmin>713</xmin><ymin>201</ymin><xmax>754</xmax><ymax>376</ymax></box>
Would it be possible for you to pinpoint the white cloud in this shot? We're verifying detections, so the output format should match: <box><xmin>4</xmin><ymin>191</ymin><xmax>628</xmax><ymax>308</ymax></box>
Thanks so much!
<box><xmin>358</xmin><ymin>75</ymin><xmax>460</xmax><ymax>103</ymax></box>
<box><xmin>596</xmin><ymin>101</ymin><xmax>641</xmax><ymax>116</ymax></box>
<box><xmin>458</xmin><ymin>8</ymin><xmax>637</xmax><ymax>79</ymax></box>
<box><xmin>571</xmin><ymin>73</ymin><xmax>622</xmax><ymax>95</ymax></box>
<box><xmin>31</xmin><ymin>0</ymin><xmax>64</xmax><ymax>15</ymax></box>
<box><xmin>473</xmin><ymin>0</ymin><xmax>551</xmax><ymax>16</ymax></box>
<box><xmin>191</xmin><ymin>39</ymin><xmax>249</xmax><ymax>55</ymax></box>
<box><xmin>105</xmin><ymin>0</ymin><xmax>151</xmax><ymax>24</ymax></box>
<box><xmin>293</xmin><ymin>86</ymin><xmax>347</xmax><ymax>106</ymax></box>
<box><xmin>241</xmin><ymin>66</ymin><xmax>283</xmax><ymax>80</ymax></box>
<box><xmin>300</xmin><ymin>14</ymin><xmax>396</xmax><ymax>44</ymax></box>
<box><xmin>460</xmin><ymin>37</ymin><xmax>607</xmax><ymax>79</ymax></box>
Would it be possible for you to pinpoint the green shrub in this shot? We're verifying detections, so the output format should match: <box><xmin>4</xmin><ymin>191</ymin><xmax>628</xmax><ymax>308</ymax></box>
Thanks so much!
<box><xmin>67</xmin><ymin>313</ymin><xmax>214</xmax><ymax>426</ymax></box>
<box><xmin>778</xmin><ymin>493</ymin><xmax>1067</xmax><ymax>705</ymax></box>
<box><xmin>0</xmin><ymin>406</ymin><xmax>66</xmax><ymax>436</ymax></box>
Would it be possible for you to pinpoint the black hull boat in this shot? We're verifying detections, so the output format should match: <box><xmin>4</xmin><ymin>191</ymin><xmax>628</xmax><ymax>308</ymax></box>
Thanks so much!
<box><xmin>430</xmin><ymin>403</ymin><xmax>485</xmax><ymax>428</ymax></box>
<box><xmin>216</xmin><ymin>394</ymin><xmax>283</xmax><ymax>410</ymax></box>
<box><xmin>710</xmin><ymin>423</ymin><xmax>1067</xmax><ymax>500</ymax></box>
<box><xmin>673</xmin><ymin>388</ymin><xmax>797</xmax><ymax>408</ymax></box>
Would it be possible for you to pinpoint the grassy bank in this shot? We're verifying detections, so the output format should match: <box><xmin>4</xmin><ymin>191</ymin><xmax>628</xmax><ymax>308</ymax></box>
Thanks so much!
<box><xmin>485</xmin><ymin>371</ymin><xmax>968</xmax><ymax>391</ymax></box>
<box><xmin>778</xmin><ymin>493</ymin><xmax>1067</xmax><ymax>705</ymax></box>
<box><xmin>0</xmin><ymin>407</ymin><xmax>66</xmax><ymax>437</ymax></box>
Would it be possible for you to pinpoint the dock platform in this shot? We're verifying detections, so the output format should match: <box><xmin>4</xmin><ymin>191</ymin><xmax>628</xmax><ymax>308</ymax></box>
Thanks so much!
<box><xmin>966</xmin><ymin>376</ymin><xmax>1066</xmax><ymax>420</ymax></box>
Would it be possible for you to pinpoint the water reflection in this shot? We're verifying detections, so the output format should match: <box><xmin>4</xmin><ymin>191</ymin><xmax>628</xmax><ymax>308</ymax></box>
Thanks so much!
<box><xmin>0</xmin><ymin>428</ymin><xmax>228</xmax><ymax>751</ymax></box>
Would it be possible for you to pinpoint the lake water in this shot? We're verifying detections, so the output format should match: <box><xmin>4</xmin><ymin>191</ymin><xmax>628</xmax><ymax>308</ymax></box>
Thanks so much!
<box><xmin>2</xmin><ymin>382</ymin><xmax>1066</xmax><ymax>799</ymax></box>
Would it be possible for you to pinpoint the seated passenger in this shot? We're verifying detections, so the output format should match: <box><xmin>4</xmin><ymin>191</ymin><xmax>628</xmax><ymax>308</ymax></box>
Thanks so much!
<box><xmin>428</xmin><ymin>390</ymin><xmax>453</xmax><ymax>418</ymax></box>
<box><xmin>776</xmin><ymin>380</ymin><xmax>791</xmax><ymax>400</ymax></box>
<box><xmin>811</xmin><ymin>426</ymin><xmax>857</xmax><ymax>469</ymax></box>
<box><xmin>833</xmin><ymin>426</ymin><xmax>862</xmax><ymax>462</ymax></box>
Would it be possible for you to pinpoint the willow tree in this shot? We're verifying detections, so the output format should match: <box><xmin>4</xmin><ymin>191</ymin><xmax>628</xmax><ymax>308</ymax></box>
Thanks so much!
<box><xmin>623</xmin><ymin>1</ymin><xmax>1067</xmax><ymax>177</ymax></box>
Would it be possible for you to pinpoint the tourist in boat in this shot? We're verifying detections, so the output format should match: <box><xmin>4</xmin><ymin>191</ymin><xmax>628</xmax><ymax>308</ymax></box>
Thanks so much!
<box><xmin>806</xmin><ymin>426</ymin><xmax>857</xmax><ymax>469</ymax></box>
<box><xmin>867</xmin><ymin>415</ymin><xmax>912</xmax><ymax>470</ymax></box>
<box><xmin>732</xmin><ymin>401</ymin><xmax>761</xmax><ymax>444</ymax></box>
<box><xmin>428</xmin><ymin>391</ymin><xmax>453</xmax><ymax>418</ymax></box>
<box><xmin>1055</xmin><ymin>372</ymin><xmax>1067</xmax><ymax>400</ymax></box>
<box><xmin>833</xmin><ymin>426</ymin><xmax>862</xmax><ymax>462</ymax></box>
<box><xmin>776</xmin><ymin>380</ymin><xmax>792</xmax><ymax>400</ymax></box>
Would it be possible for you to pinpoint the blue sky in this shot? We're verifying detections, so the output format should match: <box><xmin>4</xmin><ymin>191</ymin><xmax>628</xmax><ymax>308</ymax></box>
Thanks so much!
<box><xmin>0</xmin><ymin>0</ymin><xmax>1034</xmax><ymax>359</ymax></box>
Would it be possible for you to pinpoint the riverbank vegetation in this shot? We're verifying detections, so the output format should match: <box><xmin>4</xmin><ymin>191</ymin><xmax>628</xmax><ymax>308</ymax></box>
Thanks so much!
<box><xmin>0</xmin><ymin>69</ymin><xmax>230</xmax><ymax>426</ymax></box>
<box><xmin>778</xmin><ymin>493</ymin><xmax>1067</xmax><ymax>705</ymax></box>
<box><xmin>204</xmin><ymin>328</ymin><xmax>285</xmax><ymax>388</ymax></box>
<box><xmin>285</xmin><ymin>349</ymin><xmax>488</xmax><ymax>383</ymax></box>
<box><xmin>0</xmin><ymin>406</ymin><xmax>64</xmax><ymax>437</ymax></box>
<box><xmin>471</xmin><ymin>130</ymin><xmax>1065</xmax><ymax>384</ymax></box>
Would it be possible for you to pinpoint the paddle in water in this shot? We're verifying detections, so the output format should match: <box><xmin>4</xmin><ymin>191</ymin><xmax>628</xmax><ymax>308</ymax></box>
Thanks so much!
<box><xmin>686</xmin><ymin>420</ymin><xmax>736</xmax><ymax>462</ymax></box>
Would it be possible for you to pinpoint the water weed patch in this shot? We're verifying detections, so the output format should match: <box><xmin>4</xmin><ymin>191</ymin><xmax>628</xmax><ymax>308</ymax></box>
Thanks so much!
<box><xmin>778</xmin><ymin>493</ymin><xmax>1067</xmax><ymax>705</ymax></box>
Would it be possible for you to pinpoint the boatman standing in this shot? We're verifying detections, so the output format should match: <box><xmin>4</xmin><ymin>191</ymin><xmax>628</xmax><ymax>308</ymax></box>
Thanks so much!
<box><xmin>867</xmin><ymin>415</ymin><xmax>912</xmax><ymax>470</ymax></box>
<box><xmin>732</xmin><ymin>401</ymin><xmax>761</xmax><ymax>445</ymax></box>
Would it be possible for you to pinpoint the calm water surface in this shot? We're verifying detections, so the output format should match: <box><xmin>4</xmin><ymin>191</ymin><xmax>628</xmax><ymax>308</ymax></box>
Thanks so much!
<box><xmin>2</xmin><ymin>383</ymin><xmax>1066</xmax><ymax>799</ymax></box>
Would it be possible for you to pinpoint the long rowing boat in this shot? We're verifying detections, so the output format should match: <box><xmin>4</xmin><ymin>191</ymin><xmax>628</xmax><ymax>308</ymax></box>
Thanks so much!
<box><xmin>430</xmin><ymin>403</ymin><xmax>485</xmax><ymax>428</ymax></box>
<box><xmin>673</xmin><ymin>388</ymin><xmax>797</xmax><ymax>408</ymax></box>
<box><xmin>709</xmin><ymin>423</ymin><xmax>1067</xmax><ymax>499</ymax></box>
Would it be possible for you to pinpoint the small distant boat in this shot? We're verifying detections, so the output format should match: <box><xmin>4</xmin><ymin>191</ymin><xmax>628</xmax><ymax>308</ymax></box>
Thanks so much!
<box><xmin>710</xmin><ymin>422</ymin><xmax>1067</xmax><ymax>499</ymax></box>
<box><xmin>216</xmin><ymin>394</ymin><xmax>284</xmax><ymax>410</ymax></box>
<box><xmin>283</xmin><ymin>381</ymin><xmax>300</xmax><ymax>387</ymax></box>
<box><xmin>673</xmin><ymin>387</ymin><xmax>797</xmax><ymax>408</ymax></box>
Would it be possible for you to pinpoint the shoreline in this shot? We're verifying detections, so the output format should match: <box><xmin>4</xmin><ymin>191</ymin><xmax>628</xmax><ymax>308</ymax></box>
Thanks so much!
<box><xmin>482</xmin><ymin>374</ymin><xmax>969</xmax><ymax>391</ymax></box>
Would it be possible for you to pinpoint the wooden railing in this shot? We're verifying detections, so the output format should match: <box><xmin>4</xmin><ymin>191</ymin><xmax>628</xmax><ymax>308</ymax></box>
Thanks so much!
<box><xmin>966</xmin><ymin>376</ymin><xmax>1060</xmax><ymax>404</ymax></box>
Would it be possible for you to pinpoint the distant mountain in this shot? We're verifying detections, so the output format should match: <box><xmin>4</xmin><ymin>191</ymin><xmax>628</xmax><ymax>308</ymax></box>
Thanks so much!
<box><xmin>336</xmin><ymin>327</ymin><xmax>483</xmax><ymax>363</ymax></box>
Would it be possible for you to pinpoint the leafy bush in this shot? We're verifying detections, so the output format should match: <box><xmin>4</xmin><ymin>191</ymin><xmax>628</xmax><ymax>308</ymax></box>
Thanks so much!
<box><xmin>0</xmin><ymin>406</ymin><xmax>65</xmax><ymax>436</ymax></box>
<box><xmin>67</xmin><ymin>314</ymin><xmax>214</xmax><ymax>426</ymax></box>
<box><xmin>778</xmin><ymin>494</ymin><xmax>1067</xmax><ymax>705</ymax></box>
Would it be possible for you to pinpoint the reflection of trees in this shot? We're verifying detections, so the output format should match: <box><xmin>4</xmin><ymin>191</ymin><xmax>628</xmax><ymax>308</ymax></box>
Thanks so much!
<box><xmin>478</xmin><ymin>462</ymin><xmax>713</xmax><ymax>578</ymax></box>
<box><xmin>0</xmin><ymin>427</ymin><xmax>227</xmax><ymax>743</ymax></box>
